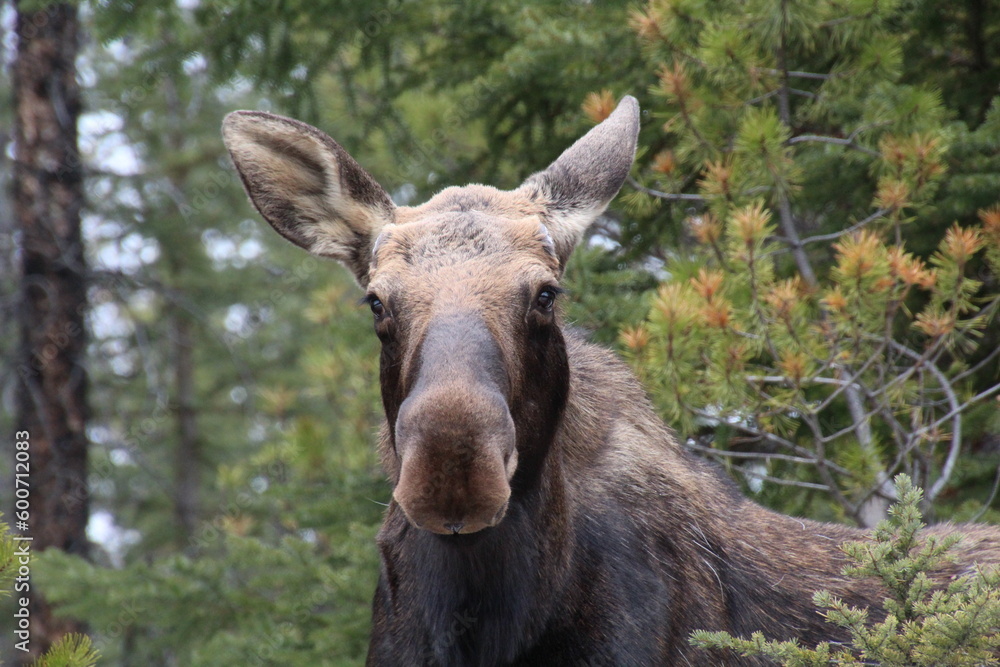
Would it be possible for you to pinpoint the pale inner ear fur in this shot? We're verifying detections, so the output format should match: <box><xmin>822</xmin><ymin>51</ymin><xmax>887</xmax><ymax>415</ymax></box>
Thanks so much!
<box><xmin>222</xmin><ymin>110</ymin><xmax>395</xmax><ymax>285</ymax></box>
<box><xmin>516</xmin><ymin>96</ymin><xmax>639</xmax><ymax>266</ymax></box>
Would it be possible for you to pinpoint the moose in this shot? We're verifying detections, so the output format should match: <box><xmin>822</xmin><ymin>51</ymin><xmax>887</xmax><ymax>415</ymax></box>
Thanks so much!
<box><xmin>222</xmin><ymin>97</ymin><xmax>1000</xmax><ymax>665</ymax></box>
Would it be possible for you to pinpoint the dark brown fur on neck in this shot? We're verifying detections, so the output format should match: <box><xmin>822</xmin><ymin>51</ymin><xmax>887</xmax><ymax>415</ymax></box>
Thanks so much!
<box><xmin>222</xmin><ymin>97</ymin><xmax>1000</xmax><ymax>666</ymax></box>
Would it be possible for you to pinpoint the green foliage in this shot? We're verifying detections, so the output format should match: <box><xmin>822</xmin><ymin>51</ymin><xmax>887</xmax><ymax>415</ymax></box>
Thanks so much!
<box><xmin>34</xmin><ymin>271</ymin><xmax>386</xmax><ymax>665</ymax></box>
<box><xmin>0</xmin><ymin>516</ymin><xmax>100</xmax><ymax>666</ymax></box>
<box><xmin>31</xmin><ymin>635</ymin><xmax>100</xmax><ymax>667</ymax></box>
<box><xmin>36</xmin><ymin>523</ymin><xmax>380</xmax><ymax>665</ymax></box>
<box><xmin>28</xmin><ymin>6</ymin><xmax>386</xmax><ymax>662</ymax></box>
<box><xmin>691</xmin><ymin>475</ymin><xmax>1000</xmax><ymax>665</ymax></box>
<box><xmin>899</xmin><ymin>3</ymin><xmax>1000</xmax><ymax>129</ymax></box>
<box><xmin>622</xmin><ymin>0</ymin><xmax>1000</xmax><ymax>524</ymax></box>
<box><xmin>562</xmin><ymin>246</ymin><xmax>660</xmax><ymax>346</ymax></box>
<box><xmin>86</xmin><ymin>0</ymin><xmax>646</xmax><ymax>198</ymax></box>
<box><xmin>627</xmin><ymin>0</ymin><xmax>964</xmax><ymax>250</ymax></box>
<box><xmin>626</xmin><ymin>196</ymin><xmax>1000</xmax><ymax>522</ymax></box>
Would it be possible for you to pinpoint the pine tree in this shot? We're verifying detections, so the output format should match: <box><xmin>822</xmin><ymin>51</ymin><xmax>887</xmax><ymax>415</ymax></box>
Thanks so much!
<box><xmin>621</xmin><ymin>0</ymin><xmax>1000</xmax><ymax>526</ymax></box>
<box><xmin>691</xmin><ymin>475</ymin><xmax>1000</xmax><ymax>665</ymax></box>
<box><xmin>0</xmin><ymin>517</ymin><xmax>99</xmax><ymax>667</ymax></box>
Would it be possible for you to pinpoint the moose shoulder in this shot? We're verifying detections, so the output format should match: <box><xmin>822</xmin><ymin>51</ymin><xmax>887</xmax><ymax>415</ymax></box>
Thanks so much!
<box><xmin>222</xmin><ymin>97</ymin><xmax>1000</xmax><ymax>666</ymax></box>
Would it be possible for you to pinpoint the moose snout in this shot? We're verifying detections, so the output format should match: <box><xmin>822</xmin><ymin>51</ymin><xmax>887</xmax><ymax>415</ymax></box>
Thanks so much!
<box><xmin>392</xmin><ymin>385</ymin><xmax>517</xmax><ymax>535</ymax></box>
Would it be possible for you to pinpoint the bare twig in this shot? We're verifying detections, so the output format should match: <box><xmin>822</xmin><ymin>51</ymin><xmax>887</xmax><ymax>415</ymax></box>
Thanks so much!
<box><xmin>755</xmin><ymin>67</ymin><xmax>830</xmax><ymax>81</ymax></box>
<box><xmin>788</xmin><ymin>133</ymin><xmax>880</xmax><ymax>157</ymax></box>
<box><xmin>687</xmin><ymin>406</ymin><xmax>853</xmax><ymax>477</ymax></box>
<box><xmin>884</xmin><ymin>340</ymin><xmax>963</xmax><ymax>500</ymax></box>
<box><xmin>970</xmin><ymin>464</ymin><xmax>1000</xmax><ymax>523</ymax></box>
<box><xmin>793</xmin><ymin>208</ymin><xmax>891</xmax><ymax>248</ymax></box>
<box><xmin>801</xmin><ymin>410</ymin><xmax>859</xmax><ymax>516</ymax></box>
<box><xmin>685</xmin><ymin>441</ymin><xmax>827</xmax><ymax>466</ymax></box>
<box><xmin>746</xmin><ymin>89</ymin><xmax>780</xmax><ymax>106</ymax></box>
<box><xmin>789</xmin><ymin>88</ymin><xmax>818</xmax><ymax>100</ymax></box>
<box><xmin>626</xmin><ymin>175</ymin><xmax>707</xmax><ymax>202</ymax></box>
<box><xmin>746</xmin><ymin>374</ymin><xmax>851</xmax><ymax>388</ymax></box>
<box><xmin>775</xmin><ymin>195</ymin><xmax>818</xmax><ymax>285</ymax></box>
<box><xmin>917</xmin><ymin>383</ymin><xmax>1000</xmax><ymax>446</ymax></box>
<box><xmin>737</xmin><ymin>466</ymin><xmax>831</xmax><ymax>491</ymax></box>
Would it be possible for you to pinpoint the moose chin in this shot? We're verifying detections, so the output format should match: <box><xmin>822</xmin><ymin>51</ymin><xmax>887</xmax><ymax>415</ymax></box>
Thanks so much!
<box><xmin>223</xmin><ymin>96</ymin><xmax>1000</xmax><ymax>666</ymax></box>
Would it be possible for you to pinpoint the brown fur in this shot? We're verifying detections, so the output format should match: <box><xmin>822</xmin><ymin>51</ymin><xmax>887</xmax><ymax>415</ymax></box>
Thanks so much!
<box><xmin>222</xmin><ymin>97</ymin><xmax>1000</xmax><ymax>665</ymax></box>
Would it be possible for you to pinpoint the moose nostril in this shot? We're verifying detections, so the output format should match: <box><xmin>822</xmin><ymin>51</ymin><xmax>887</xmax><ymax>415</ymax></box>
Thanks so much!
<box><xmin>444</xmin><ymin>522</ymin><xmax>464</xmax><ymax>535</ymax></box>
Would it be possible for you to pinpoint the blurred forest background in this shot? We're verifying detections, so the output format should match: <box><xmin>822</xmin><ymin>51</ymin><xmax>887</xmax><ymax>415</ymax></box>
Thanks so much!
<box><xmin>1</xmin><ymin>0</ymin><xmax>999</xmax><ymax>664</ymax></box>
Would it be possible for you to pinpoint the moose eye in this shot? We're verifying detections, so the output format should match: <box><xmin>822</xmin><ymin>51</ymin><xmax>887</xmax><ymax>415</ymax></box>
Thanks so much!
<box><xmin>369</xmin><ymin>297</ymin><xmax>385</xmax><ymax>318</ymax></box>
<box><xmin>536</xmin><ymin>289</ymin><xmax>557</xmax><ymax>312</ymax></box>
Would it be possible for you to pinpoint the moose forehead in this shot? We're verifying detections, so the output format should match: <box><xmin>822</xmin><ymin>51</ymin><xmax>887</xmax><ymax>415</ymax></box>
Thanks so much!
<box><xmin>368</xmin><ymin>185</ymin><xmax>561</xmax><ymax>296</ymax></box>
<box><xmin>222</xmin><ymin>95</ymin><xmax>639</xmax><ymax>300</ymax></box>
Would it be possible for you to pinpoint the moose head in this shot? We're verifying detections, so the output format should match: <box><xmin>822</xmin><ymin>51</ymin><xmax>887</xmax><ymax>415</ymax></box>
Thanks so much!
<box><xmin>222</xmin><ymin>98</ymin><xmax>638</xmax><ymax>536</ymax></box>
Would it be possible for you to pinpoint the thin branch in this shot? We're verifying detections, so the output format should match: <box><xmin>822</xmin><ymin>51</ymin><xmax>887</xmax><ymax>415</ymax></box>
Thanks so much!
<box><xmin>970</xmin><ymin>464</ymin><xmax>1000</xmax><ymax>523</ymax></box>
<box><xmin>755</xmin><ymin>67</ymin><xmax>830</xmax><ymax>81</ymax></box>
<box><xmin>687</xmin><ymin>406</ymin><xmax>853</xmax><ymax>476</ymax></box>
<box><xmin>884</xmin><ymin>340</ymin><xmax>963</xmax><ymax>500</ymax></box>
<box><xmin>785</xmin><ymin>70</ymin><xmax>830</xmax><ymax>80</ymax></box>
<box><xmin>737</xmin><ymin>466</ymin><xmax>831</xmax><ymax>491</ymax></box>
<box><xmin>685</xmin><ymin>441</ymin><xmax>827</xmax><ymax>466</ymax></box>
<box><xmin>953</xmin><ymin>346</ymin><xmax>1000</xmax><ymax>384</ymax></box>
<box><xmin>626</xmin><ymin>175</ymin><xmax>707</xmax><ymax>202</ymax></box>
<box><xmin>746</xmin><ymin>374</ymin><xmax>851</xmax><ymax>387</ymax></box>
<box><xmin>794</xmin><ymin>208</ymin><xmax>891</xmax><ymax>247</ymax></box>
<box><xmin>951</xmin><ymin>309</ymin><xmax>1000</xmax><ymax>384</ymax></box>
<box><xmin>789</xmin><ymin>88</ymin><xmax>819</xmax><ymax>100</ymax></box>
<box><xmin>801</xmin><ymin>410</ymin><xmax>859</xmax><ymax>516</ymax></box>
<box><xmin>775</xmin><ymin>193</ymin><xmax>818</xmax><ymax>285</ymax></box>
<box><xmin>820</xmin><ymin>400</ymin><xmax>894</xmax><ymax>444</ymax></box>
<box><xmin>746</xmin><ymin>89</ymin><xmax>781</xmax><ymax>106</ymax></box>
<box><xmin>821</xmin><ymin>15</ymin><xmax>867</xmax><ymax>29</ymax></box>
<box><xmin>787</xmin><ymin>134</ymin><xmax>880</xmax><ymax>157</ymax></box>
<box><xmin>917</xmin><ymin>383</ymin><xmax>1000</xmax><ymax>446</ymax></box>
<box><xmin>745</xmin><ymin>237</ymin><xmax>785</xmax><ymax>359</ymax></box>
<box><xmin>812</xmin><ymin>337</ymin><xmax>890</xmax><ymax>414</ymax></box>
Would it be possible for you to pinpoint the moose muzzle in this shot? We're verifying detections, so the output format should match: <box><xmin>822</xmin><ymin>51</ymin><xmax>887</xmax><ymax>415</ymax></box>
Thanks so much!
<box><xmin>391</xmin><ymin>314</ymin><xmax>517</xmax><ymax>535</ymax></box>
<box><xmin>393</xmin><ymin>383</ymin><xmax>517</xmax><ymax>535</ymax></box>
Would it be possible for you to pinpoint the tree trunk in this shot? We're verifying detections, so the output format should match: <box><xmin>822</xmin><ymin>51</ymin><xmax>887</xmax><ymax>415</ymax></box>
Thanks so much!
<box><xmin>173</xmin><ymin>311</ymin><xmax>201</xmax><ymax>544</ymax></box>
<box><xmin>13</xmin><ymin>1</ymin><xmax>89</xmax><ymax>660</ymax></box>
<box><xmin>162</xmin><ymin>72</ymin><xmax>203</xmax><ymax>546</ymax></box>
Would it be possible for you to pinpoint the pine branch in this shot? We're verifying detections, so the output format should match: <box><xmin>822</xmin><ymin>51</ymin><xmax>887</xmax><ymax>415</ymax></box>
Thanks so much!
<box><xmin>686</xmin><ymin>407</ymin><xmax>853</xmax><ymax>477</ymax></box>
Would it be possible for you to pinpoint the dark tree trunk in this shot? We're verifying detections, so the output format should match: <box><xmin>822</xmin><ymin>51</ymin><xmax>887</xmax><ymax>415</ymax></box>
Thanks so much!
<box><xmin>13</xmin><ymin>1</ymin><xmax>89</xmax><ymax>660</ymax></box>
<box><xmin>172</xmin><ymin>311</ymin><xmax>200</xmax><ymax>543</ymax></box>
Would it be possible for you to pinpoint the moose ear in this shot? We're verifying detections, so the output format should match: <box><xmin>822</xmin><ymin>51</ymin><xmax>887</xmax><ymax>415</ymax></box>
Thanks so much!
<box><xmin>517</xmin><ymin>96</ymin><xmax>639</xmax><ymax>266</ymax></box>
<box><xmin>222</xmin><ymin>111</ymin><xmax>395</xmax><ymax>286</ymax></box>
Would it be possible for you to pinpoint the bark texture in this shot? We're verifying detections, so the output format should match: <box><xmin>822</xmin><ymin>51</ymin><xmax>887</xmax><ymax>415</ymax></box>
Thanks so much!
<box><xmin>13</xmin><ymin>2</ymin><xmax>89</xmax><ymax>660</ymax></box>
